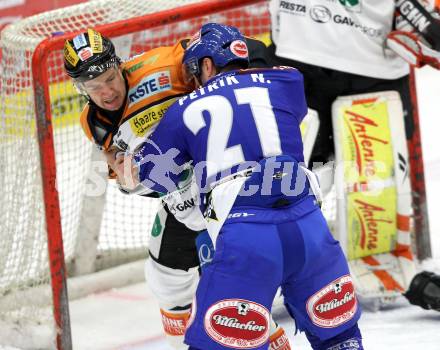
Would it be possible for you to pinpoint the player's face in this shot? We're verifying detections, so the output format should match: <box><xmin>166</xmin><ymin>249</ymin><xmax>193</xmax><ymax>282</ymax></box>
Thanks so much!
<box><xmin>82</xmin><ymin>67</ymin><xmax>126</xmax><ymax>111</ymax></box>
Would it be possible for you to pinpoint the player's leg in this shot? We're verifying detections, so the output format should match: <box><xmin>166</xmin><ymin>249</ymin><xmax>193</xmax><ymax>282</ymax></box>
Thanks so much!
<box><xmin>280</xmin><ymin>208</ymin><xmax>363</xmax><ymax>350</ymax></box>
<box><xmin>147</xmin><ymin>203</ymin><xmax>201</xmax><ymax>349</ymax></box>
<box><xmin>185</xmin><ymin>221</ymin><xmax>284</xmax><ymax>350</ymax></box>
<box><xmin>195</xmin><ymin>229</ymin><xmax>292</xmax><ymax>350</ymax></box>
<box><xmin>304</xmin><ymin>323</ymin><xmax>363</xmax><ymax>350</ymax></box>
<box><xmin>347</xmin><ymin>73</ymin><xmax>414</xmax><ymax>139</ymax></box>
<box><xmin>145</xmin><ymin>259</ymin><xmax>198</xmax><ymax>349</ymax></box>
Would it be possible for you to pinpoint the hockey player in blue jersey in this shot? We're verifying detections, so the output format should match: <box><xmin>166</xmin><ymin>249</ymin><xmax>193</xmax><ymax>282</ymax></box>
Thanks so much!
<box><xmin>126</xmin><ymin>23</ymin><xmax>364</xmax><ymax>350</ymax></box>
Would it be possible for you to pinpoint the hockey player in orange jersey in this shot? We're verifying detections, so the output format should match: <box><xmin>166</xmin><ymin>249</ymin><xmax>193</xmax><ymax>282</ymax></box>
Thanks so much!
<box><xmin>64</xmin><ymin>28</ymin><xmax>291</xmax><ymax>350</ymax></box>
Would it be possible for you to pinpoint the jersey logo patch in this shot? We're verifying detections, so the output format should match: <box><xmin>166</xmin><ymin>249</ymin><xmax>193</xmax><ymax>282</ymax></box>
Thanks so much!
<box><xmin>72</xmin><ymin>33</ymin><xmax>87</xmax><ymax>50</ymax></box>
<box><xmin>306</xmin><ymin>275</ymin><xmax>358</xmax><ymax>328</ymax></box>
<box><xmin>128</xmin><ymin>70</ymin><xmax>172</xmax><ymax>105</ymax></box>
<box><xmin>204</xmin><ymin>299</ymin><xmax>269</xmax><ymax>348</ymax></box>
<box><xmin>78</xmin><ymin>47</ymin><xmax>93</xmax><ymax>61</ymax></box>
<box><xmin>338</xmin><ymin>0</ymin><xmax>362</xmax><ymax>13</ymax></box>
<box><xmin>175</xmin><ymin>198</ymin><xmax>196</xmax><ymax>212</ymax></box>
<box><xmin>128</xmin><ymin>98</ymin><xmax>175</xmax><ymax>138</ymax></box>
<box><xmin>309</xmin><ymin>5</ymin><xmax>332</xmax><ymax>23</ymax></box>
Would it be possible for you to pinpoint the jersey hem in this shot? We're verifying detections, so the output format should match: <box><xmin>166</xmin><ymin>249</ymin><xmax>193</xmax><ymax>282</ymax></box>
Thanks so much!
<box><xmin>276</xmin><ymin>46</ymin><xmax>410</xmax><ymax>80</ymax></box>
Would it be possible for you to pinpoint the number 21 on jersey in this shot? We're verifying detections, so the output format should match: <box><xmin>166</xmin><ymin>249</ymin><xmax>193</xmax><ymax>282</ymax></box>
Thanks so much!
<box><xmin>183</xmin><ymin>87</ymin><xmax>282</xmax><ymax>178</ymax></box>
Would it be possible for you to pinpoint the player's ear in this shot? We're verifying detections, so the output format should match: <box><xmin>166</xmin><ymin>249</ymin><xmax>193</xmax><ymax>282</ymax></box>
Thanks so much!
<box><xmin>200</xmin><ymin>57</ymin><xmax>217</xmax><ymax>82</ymax></box>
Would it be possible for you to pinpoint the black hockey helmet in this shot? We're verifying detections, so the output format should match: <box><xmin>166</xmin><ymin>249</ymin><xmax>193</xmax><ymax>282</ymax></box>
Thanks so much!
<box><xmin>64</xmin><ymin>28</ymin><xmax>121</xmax><ymax>82</ymax></box>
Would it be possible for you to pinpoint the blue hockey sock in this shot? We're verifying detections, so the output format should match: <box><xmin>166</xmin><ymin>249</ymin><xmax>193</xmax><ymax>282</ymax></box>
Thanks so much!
<box><xmin>306</xmin><ymin>323</ymin><xmax>363</xmax><ymax>350</ymax></box>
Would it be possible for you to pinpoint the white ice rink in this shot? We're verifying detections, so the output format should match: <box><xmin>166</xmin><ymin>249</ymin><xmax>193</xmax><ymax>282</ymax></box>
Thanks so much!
<box><xmin>2</xmin><ymin>67</ymin><xmax>439</xmax><ymax>350</ymax></box>
<box><xmin>64</xmin><ymin>66</ymin><xmax>440</xmax><ymax>350</ymax></box>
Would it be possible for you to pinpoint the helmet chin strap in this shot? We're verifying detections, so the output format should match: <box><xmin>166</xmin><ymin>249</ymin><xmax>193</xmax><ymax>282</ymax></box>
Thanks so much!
<box><xmin>192</xmin><ymin>74</ymin><xmax>203</xmax><ymax>88</ymax></box>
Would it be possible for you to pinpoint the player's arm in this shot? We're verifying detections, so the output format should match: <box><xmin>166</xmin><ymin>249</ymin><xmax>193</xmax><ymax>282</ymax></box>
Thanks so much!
<box><xmin>387</xmin><ymin>0</ymin><xmax>440</xmax><ymax>69</ymax></box>
<box><xmin>78</xmin><ymin>106</ymin><xmax>153</xmax><ymax>195</ymax></box>
<box><xmin>132</xmin><ymin>106</ymin><xmax>190</xmax><ymax>195</ymax></box>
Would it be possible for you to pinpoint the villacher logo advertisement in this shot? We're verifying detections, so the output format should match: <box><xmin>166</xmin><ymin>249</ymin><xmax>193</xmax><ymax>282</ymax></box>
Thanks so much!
<box><xmin>306</xmin><ymin>275</ymin><xmax>358</xmax><ymax>328</ymax></box>
<box><xmin>204</xmin><ymin>299</ymin><xmax>270</xmax><ymax>348</ymax></box>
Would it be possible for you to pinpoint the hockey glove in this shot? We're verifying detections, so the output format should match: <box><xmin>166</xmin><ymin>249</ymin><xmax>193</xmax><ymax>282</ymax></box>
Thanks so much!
<box><xmin>386</xmin><ymin>30</ymin><xmax>440</xmax><ymax>69</ymax></box>
<box><xmin>404</xmin><ymin>271</ymin><xmax>440</xmax><ymax>311</ymax></box>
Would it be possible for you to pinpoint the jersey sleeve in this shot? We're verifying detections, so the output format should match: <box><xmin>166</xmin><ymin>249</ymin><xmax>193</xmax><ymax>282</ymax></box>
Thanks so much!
<box><xmin>134</xmin><ymin>103</ymin><xmax>190</xmax><ymax>194</ymax></box>
<box><xmin>79</xmin><ymin>103</ymin><xmax>115</xmax><ymax>149</ymax></box>
<box><xmin>277</xmin><ymin>67</ymin><xmax>308</xmax><ymax>124</ymax></box>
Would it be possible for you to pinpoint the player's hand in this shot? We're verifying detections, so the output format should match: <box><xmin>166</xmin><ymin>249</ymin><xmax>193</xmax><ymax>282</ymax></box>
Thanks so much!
<box><xmin>103</xmin><ymin>147</ymin><xmax>120</xmax><ymax>172</ymax></box>
<box><xmin>103</xmin><ymin>148</ymin><xmax>139</xmax><ymax>189</ymax></box>
<box><xmin>386</xmin><ymin>30</ymin><xmax>440</xmax><ymax>69</ymax></box>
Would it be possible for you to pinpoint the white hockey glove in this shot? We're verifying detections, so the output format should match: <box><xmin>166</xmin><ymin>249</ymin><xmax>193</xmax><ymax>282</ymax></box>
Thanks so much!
<box><xmin>386</xmin><ymin>30</ymin><xmax>440</xmax><ymax>69</ymax></box>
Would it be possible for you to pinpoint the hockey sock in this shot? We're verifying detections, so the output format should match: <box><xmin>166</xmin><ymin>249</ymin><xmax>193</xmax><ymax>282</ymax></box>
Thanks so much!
<box><xmin>160</xmin><ymin>307</ymin><xmax>191</xmax><ymax>350</ymax></box>
<box><xmin>269</xmin><ymin>322</ymin><xmax>291</xmax><ymax>350</ymax></box>
<box><xmin>305</xmin><ymin>323</ymin><xmax>363</xmax><ymax>350</ymax></box>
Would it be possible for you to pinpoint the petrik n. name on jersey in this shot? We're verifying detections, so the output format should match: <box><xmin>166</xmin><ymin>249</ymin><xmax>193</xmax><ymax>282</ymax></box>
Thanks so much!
<box><xmin>135</xmin><ymin>67</ymin><xmax>307</xmax><ymax>206</ymax></box>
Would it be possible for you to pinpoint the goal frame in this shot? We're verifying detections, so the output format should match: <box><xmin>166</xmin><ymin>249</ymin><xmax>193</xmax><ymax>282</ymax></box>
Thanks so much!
<box><xmin>408</xmin><ymin>69</ymin><xmax>432</xmax><ymax>259</ymax></box>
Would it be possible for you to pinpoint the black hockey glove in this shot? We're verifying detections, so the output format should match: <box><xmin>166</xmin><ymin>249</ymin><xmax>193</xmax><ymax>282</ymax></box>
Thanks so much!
<box><xmin>404</xmin><ymin>271</ymin><xmax>440</xmax><ymax>311</ymax></box>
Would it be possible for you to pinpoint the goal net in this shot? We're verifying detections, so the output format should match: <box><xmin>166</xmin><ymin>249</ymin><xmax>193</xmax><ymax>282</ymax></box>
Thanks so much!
<box><xmin>0</xmin><ymin>0</ymin><xmax>274</xmax><ymax>348</ymax></box>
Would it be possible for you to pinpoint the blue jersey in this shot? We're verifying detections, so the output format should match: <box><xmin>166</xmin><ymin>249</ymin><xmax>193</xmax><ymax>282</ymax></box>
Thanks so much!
<box><xmin>135</xmin><ymin>67</ymin><xmax>307</xmax><ymax>196</ymax></box>
<box><xmin>135</xmin><ymin>67</ymin><xmax>363</xmax><ymax>350</ymax></box>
